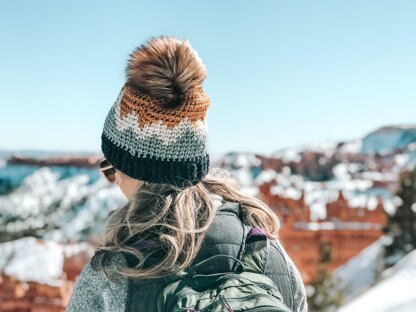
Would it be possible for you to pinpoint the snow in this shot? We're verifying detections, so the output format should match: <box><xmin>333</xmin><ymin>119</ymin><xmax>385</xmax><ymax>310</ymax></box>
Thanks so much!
<box><xmin>235</xmin><ymin>153</ymin><xmax>261</xmax><ymax>167</ymax></box>
<box><xmin>221</xmin><ymin>152</ymin><xmax>262</xmax><ymax>187</ymax></box>
<box><xmin>222</xmin><ymin>152</ymin><xmax>261</xmax><ymax>168</ymax></box>
<box><xmin>383</xmin><ymin>198</ymin><xmax>396</xmax><ymax>215</ymax></box>
<box><xmin>343</xmin><ymin>179</ymin><xmax>374</xmax><ymax>192</ymax></box>
<box><xmin>360</xmin><ymin>171</ymin><xmax>396</xmax><ymax>182</ymax></box>
<box><xmin>271</xmin><ymin>184</ymin><xmax>303</xmax><ymax>200</ymax></box>
<box><xmin>63</xmin><ymin>241</ymin><xmax>95</xmax><ymax>258</ymax></box>
<box><xmin>339</xmin><ymin>140</ymin><xmax>363</xmax><ymax>154</ymax></box>
<box><xmin>404</xmin><ymin>152</ymin><xmax>416</xmax><ymax>171</ymax></box>
<box><xmin>338</xmin><ymin>247</ymin><xmax>416</xmax><ymax>312</ymax></box>
<box><xmin>294</xmin><ymin>221</ymin><xmax>383</xmax><ymax>231</ymax></box>
<box><xmin>300</xmin><ymin>140</ymin><xmax>339</xmax><ymax>156</ymax></box>
<box><xmin>230</xmin><ymin>168</ymin><xmax>254</xmax><ymax>187</ymax></box>
<box><xmin>0</xmin><ymin>237</ymin><xmax>63</xmax><ymax>285</ymax></box>
<box><xmin>254</xmin><ymin>169</ymin><xmax>277</xmax><ymax>185</ymax></box>
<box><xmin>48</xmin><ymin>183</ymin><xmax>125</xmax><ymax>241</ymax></box>
<box><xmin>392</xmin><ymin>196</ymin><xmax>404</xmax><ymax>207</ymax></box>
<box><xmin>332</xmin><ymin>163</ymin><xmax>351</xmax><ymax>180</ymax></box>
<box><xmin>347</xmin><ymin>195</ymin><xmax>366</xmax><ymax>209</ymax></box>
<box><xmin>333</xmin><ymin>236</ymin><xmax>389</xmax><ymax>301</ymax></box>
<box><xmin>273</xmin><ymin>140</ymin><xmax>341</xmax><ymax>161</ymax></box>
<box><xmin>366</xmin><ymin>196</ymin><xmax>379</xmax><ymax>210</ymax></box>
<box><xmin>282</xmin><ymin>166</ymin><xmax>291</xmax><ymax>175</ymax></box>
<box><xmin>395</xmin><ymin>153</ymin><xmax>410</xmax><ymax>167</ymax></box>
<box><xmin>302</xmin><ymin>184</ymin><xmax>339</xmax><ymax>220</ymax></box>
<box><xmin>272</xmin><ymin>148</ymin><xmax>302</xmax><ymax>163</ymax></box>
<box><xmin>240</xmin><ymin>186</ymin><xmax>259</xmax><ymax>197</ymax></box>
<box><xmin>0</xmin><ymin>237</ymin><xmax>94</xmax><ymax>286</ymax></box>
<box><xmin>0</xmin><ymin>165</ymin><xmax>126</xmax><ymax>242</ymax></box>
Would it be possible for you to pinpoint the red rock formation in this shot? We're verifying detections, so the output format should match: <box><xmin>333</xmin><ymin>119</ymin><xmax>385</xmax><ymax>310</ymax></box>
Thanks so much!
<box><xmin>279</xmin><ymin>226</ymin><xmax>383</xmax><ymax>284</ymax></box>
<box><xmin>258</xmin><ymin>182</ymin><xmax>388</xmax><ymax>284</ymax></box>
<box><xmin>257</xmin><ymin>155</ymin><xmax>286</xmax><ymax>172</ymax></box>
<box><xmin>0</xmin><ymin>242</ymin><xmax>94</xmax><ymax>311</ymax></box>
<box><xmin>0</xmin><ymin>275</ymin><xmax>72</xmax><ymax>311</ymax></box>
<box><xmin>7</xmin><ymin>155</ymin><xmax>103</xmax><ymax>168</ymax></box>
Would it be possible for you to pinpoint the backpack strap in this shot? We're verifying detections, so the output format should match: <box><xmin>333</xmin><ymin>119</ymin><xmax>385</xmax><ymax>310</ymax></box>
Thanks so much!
<box><xmin>215</xmin><ymin>201</ymin><xmax>270</xmax><ymax>275</ymax></box>
<box><xmin>186</xmin><ymin>200</ymin><xmax>270</xmax><ymax>276</ymax></box>
<box><xmin>239</xmin><ymin>226</ymin><xmax>270</xmax><ymax>274</ymax></box>
<box><xmin>215</xmin><ymin>200</ymin><xmax>270</xmax><ymax>274</ymax></box>
<box><xmin>174</xmin><ymin>201</ymin><xmax>242</xmax><ymax>277</ymax></box>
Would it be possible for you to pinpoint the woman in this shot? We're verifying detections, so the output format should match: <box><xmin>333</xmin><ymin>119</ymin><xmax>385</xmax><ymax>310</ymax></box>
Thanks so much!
<box><xmin>66</xmin><ymin>35</ymin><xmax>307</xmax><ymax>312</ymax></box>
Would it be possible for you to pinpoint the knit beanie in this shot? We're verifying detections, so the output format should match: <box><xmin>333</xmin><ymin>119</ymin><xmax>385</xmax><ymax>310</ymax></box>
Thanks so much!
<box><xmin>100</xmin><ymin>36</ymin><xmax>211</xmax><ymax>188</ymax></box>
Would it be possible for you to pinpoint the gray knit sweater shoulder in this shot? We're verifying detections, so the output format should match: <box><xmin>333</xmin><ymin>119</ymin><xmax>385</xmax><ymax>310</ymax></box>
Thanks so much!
<box><xmin>66</xmin><ymin>201</ymin><xmax>308</xmax><ymax>312</ymax></box>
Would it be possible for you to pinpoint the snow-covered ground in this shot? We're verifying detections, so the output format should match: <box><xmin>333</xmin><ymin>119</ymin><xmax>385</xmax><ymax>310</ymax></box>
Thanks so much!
<box><xmin>333</xmin><ymin>236</ymin><xmax>390</xmax><ymax>301</ymax></box>
<box><xmin>0</xmin><ymin>237</ymin><xmax>94</xmax><ymax>286</ymax></box>
<box><xmin>0</xmin><ymin>163</ymin><xmax>127</xmax><ymax>243</ymax></box>
<box><xmin>338</xmin><ymin>247</ymin><xmax>416</xmax><ymax>312</ymax></box>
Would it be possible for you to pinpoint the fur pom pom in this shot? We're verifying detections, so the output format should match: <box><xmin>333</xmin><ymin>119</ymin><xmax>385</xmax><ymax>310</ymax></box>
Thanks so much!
<box><xmin>126</xmin><ymin>36</ymin><xmax>207</xmax><ymax>108</ymax></box>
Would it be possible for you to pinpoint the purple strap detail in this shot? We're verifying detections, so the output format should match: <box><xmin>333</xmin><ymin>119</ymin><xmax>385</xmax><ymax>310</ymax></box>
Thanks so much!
<box><xmin>247</xmin><ymin>227</ymin><xmax>267</xmax><ymax>239</ymax></box>
<box><xmin>131</xmin><ymin>239</ymin><xmax>161</xmax><ymax>251</ymax></box>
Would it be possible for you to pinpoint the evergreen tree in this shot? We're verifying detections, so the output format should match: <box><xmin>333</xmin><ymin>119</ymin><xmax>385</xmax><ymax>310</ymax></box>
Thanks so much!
<box><xmin>384</xmin><ymin>166</ymin><xmax>416</xmax><ymax>267</ymax></box>
<box><xmin>307</xmin><ymin>242</ymin><xmax>344</xmax><ymax>312</ymax></box>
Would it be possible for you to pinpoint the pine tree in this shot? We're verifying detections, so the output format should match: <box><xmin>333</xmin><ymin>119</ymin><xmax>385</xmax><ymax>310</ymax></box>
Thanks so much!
<box><xmin>384</xmin><ymin>166</ymin><xmax>416</xmax><ymax>267</ymax></box>
<box><xmin>307</xmin><ymin>242</ymin><xmax>344</xmax><ymax>312</ymax></box>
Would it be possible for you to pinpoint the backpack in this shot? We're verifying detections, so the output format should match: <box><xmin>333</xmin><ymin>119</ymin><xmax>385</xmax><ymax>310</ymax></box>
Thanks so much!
<box><xmin>156</xmin><ymin>224</ymin><xmax>292</xmax><ymax>312</ymax></box>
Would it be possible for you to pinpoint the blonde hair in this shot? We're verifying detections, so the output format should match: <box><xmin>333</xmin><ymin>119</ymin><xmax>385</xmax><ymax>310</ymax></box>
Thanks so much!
<box><xmin>94</xmin><ymin>168</ymin><xmax>280</xmax><ymax>280</ymax></box>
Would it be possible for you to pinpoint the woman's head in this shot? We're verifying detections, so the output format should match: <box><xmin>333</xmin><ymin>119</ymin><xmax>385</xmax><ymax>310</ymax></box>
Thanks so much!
<box><xmin>100</xmin><ymin>35</ymin><xmax>211</xmax><ymax>188</ymax></box>
<box><xmin>95</xmin><ymin>35</ymin><xmax>280</xmax><ymax>280</ymax></box>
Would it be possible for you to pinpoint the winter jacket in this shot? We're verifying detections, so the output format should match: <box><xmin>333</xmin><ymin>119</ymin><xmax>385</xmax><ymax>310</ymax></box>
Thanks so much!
<box><xmin>66</xmin><ymin>197</ymin><xmax>308</xmax><ymax>312</ymax></box>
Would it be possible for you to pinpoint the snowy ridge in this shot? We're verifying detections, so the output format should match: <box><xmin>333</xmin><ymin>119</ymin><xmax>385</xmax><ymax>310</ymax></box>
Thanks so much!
<box><xmin>362</xmin><ymin>125</ymin><xmax>416</xmax><ymax>155</ymax></box>
<box><xmin>338</xmin><ymin>247</ymin><xmax>416</xmax><ymax>312</ymax></box>
<box><xmin>0</xmin><ymin>165</ymin><xmax>126</xmax><ymax>242</ymax></box>
<box><xmin>333</xmin><ymin>236</ymin><xmax>390</xmax><ymax>301</ymax></box>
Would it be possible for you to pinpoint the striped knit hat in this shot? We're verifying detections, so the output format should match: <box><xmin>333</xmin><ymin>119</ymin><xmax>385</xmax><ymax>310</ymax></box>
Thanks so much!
<box><xmin>101</xmin><ymin>36</ymin><xmax>211</xmax><ymax>188</ymax></box>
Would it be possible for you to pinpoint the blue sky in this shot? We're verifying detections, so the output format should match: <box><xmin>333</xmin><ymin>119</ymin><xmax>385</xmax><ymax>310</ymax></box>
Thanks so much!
<box><xmin>1</xmin><ymin>0</ymin><xmax>415</xmax><ymax>158</ymax></box>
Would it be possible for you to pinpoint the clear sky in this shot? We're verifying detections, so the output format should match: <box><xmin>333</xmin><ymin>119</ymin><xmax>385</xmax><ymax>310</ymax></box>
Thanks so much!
<box><xmin>1</xmin><ymin>0</ymin><xmax>415</xmax><ymax>158</ymax></box>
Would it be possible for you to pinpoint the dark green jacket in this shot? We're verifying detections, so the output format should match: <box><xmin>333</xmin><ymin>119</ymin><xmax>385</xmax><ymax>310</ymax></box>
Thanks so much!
<box><xmin>66</xmin><ymin>201</ymin><xmax>307</xmax><ymax>311</ymax></box>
